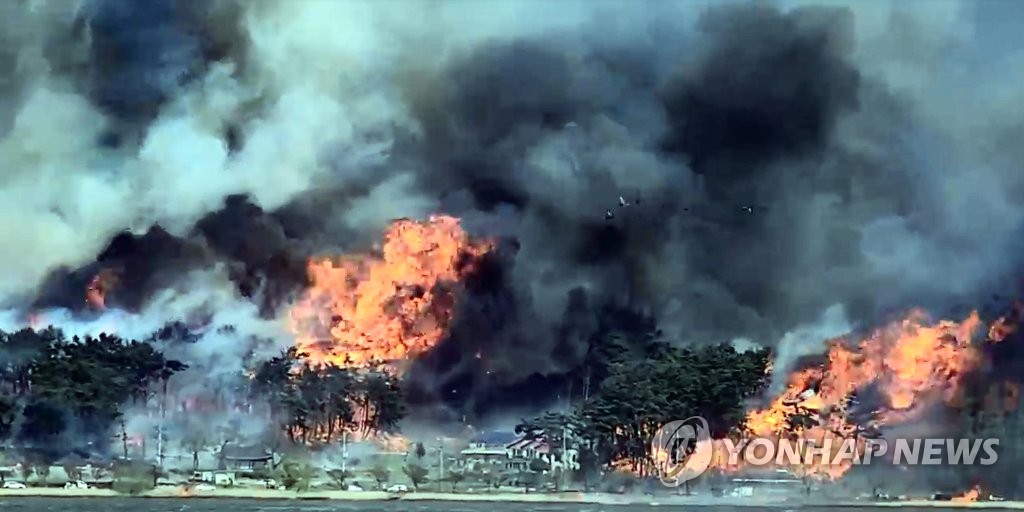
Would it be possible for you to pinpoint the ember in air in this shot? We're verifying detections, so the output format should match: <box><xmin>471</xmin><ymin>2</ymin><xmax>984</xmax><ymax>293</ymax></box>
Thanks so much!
<box><xmin>713</xmin><ymin>438</ymin><xmax>1000</xmax><ymax>467</ymax></box>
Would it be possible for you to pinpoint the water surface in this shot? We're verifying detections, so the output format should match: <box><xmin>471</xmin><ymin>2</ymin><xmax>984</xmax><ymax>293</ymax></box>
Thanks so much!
<box><xmin>0</xmin><ymin>499</ymin><xmax>992</xmax><ymax>512</ymax></box>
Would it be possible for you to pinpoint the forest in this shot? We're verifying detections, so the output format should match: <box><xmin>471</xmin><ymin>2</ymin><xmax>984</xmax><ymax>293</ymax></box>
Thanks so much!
<box><xmin>2</xmin><ymin>317</ymin><xmax>1019</xmax><ymax>497</ymax></box>
<box><xmin>0</xmin><ymin>328</ymin><xmax>186</xmax><ymax>463</ymax></box>
<box><xmin>0</xmin><ymin>316</ymin><xmax>767</xmax><ymax>477</ymax></box>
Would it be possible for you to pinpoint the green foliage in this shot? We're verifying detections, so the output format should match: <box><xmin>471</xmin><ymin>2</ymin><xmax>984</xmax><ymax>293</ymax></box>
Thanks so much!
<box><xmin>472</xmin><ymin>461</ymin><xmax>503</xmax><ymax>489</ymax></box>
<box><xmin>326</xmin><ymin>468</ymin><xmax>353</xmax><ymax>489</ymax></box>
<box><xmin>252</xmin><ymin>349</ymin><xmax>407</xmax><ymax>444</ymax></box>
<box><xmin>517</xmin><ymin>469</ymin><xmax>540</xmax><ymax>491</ymax></box>
<box><xmin>443</xmin><ymin>469</ymin><xmax>465</xmax><ymax>491</ymax></box>
<box><xmin>112</xmin><ymin>463</ymin><xmax>156</xmax><ymax>495</ymax></box>
<box><xmin>402</xmin><ymin>463</ymin><xmax>429</xmax><ymax>490</ymax></box>
<box><xmin>34</xmin><ymin>464</ymin><xmax>49</xmax><ymax>484</ymax></box>
<box><xmin>249</xmin><ymin>469</ymin><xmax>274</xmax><ymax>481</ymax></box>
<box><xmin>0</xmin><ymin>394</ymin><xmax>21</xmax><ymax>441</ymax></box>
<box><xmin>599</xmin><ymin>471</ymin><xmax>638</xmax><ymax>494</ymax></box>
<box><xmin>518</xmin><ymin>307</ymin><xmax>770</xmax><ymax>480</ymax></box>
<box><xmin>62</xmin><ymin>462</ymin><xmax>82</xmax><ymax>482</ymax></box>
<box><xmin>278</xmin><ymin>458</ymin><xmax>314</xmax><ymax>492</ymax></box>
<box><xmin>368</xmin><ymin>465</ymin><xmax>390</xmax><ymax>489</ymax></box>
<box><xmin>414</xmin><ymin>442</ymin><xmax>426</xmax><ymax>459</ymax></box>
<box><xmin>575</xmin><ymin>341</ymin><xmax>769</xmax><ymax>475</ymax></box>
<box><xmin>0</xmin><ymin>328</ymin><xmax>186</xmax><ymax>451</ymax></box>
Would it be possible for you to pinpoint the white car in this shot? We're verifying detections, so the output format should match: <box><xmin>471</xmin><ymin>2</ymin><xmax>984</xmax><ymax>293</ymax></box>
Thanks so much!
<box><xmin>386</xmin><ymin>484</ymin><xmax>409</xmax><ymax>493</ymax></box>
<box><xmin>3</xmin><ymin>481</ymin><xmax>26</xmax><ymax>489</ymax></box>
<box><xmin>64</xmin><ymin>480</ymin><xmax>89</xmax><ymax>489</ymax></box>
<box><xmin>192</xmin><ymin>483</ymin><xmax>216</xmax><ymax>492</ymax></box>
<box><xmin>346</xmin><ymin>484</ymin><xmax>363</xmax><ymax>491</ymax></box>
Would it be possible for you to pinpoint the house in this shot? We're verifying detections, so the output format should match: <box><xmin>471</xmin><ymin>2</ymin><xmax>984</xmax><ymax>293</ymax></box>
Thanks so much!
<box><xmin>505</xmin><ymin>436</ymin><xmax>550</xmax><ymax>472</ymax></box>
<box><xmin>460</xmin><ymin>431</ymin><xmax>517</xmax><ymax>471</ymax></box>
<box><xmin>218</xmin><ymin>444</ymin><xmax>274</xmax><ymax>473</ymax></box>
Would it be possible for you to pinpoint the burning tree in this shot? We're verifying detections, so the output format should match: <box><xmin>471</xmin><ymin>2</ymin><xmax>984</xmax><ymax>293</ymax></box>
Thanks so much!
<box><xmin>287</xmin><ymin>215</ymin><xmax>492</xmax><ymax>370</ymax></box>
<box><xmin>250</xmin><ymin>348</ymin><xmax>406</xmax><ymax>445</ymax></box>
<box><xmin>520</xmin><ymin>334</ymin><xmax>771</xmax><ymax>479</ymax></box>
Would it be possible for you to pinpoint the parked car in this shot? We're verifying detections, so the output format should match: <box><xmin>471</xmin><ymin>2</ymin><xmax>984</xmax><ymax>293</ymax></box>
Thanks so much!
<box><xmin>347</xmin><ymin>484</ymin><xmax>363</xmax><ymax>491</ymax></box>
<box><xmin>385</xmin><ymin>484</ymin><xmax>409</xmax><ymax>493</ymax></box>
<box><xmin>64</xmin><ymin>480</ymin><xmax>89</xmax><ymax>489</ymax></box>
<box><xmin>3</xmin><ymin>481</ymin><xmax>26</xmax><ymax>489</ymax></box>
<box><xmin>193</xmin><ymin>483</ymin><xmax>216</xmax><ymax>491</ymax></box>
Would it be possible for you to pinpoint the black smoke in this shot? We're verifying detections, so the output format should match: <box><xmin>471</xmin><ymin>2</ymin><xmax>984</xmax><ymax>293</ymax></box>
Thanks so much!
<box><xmin>13</xmin><ymin>0</ymin><xmax>1024</xmax><ymax>427</ymax></box>
<box><xmin>81</xmin><ymin>0</ymin><xmax>242</xmax><ymax>126</ymax></box>
<box><xmin>34</xmin><ymin>195</ymin><xmax>310</xmax><ymax>316</ymax></box>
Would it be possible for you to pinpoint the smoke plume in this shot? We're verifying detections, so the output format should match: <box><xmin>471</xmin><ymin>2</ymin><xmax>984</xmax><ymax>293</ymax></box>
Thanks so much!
<box><xmin>1</xmin><ymin>0</ymin><xmax>1023</xmax><ymax>430</ymax></box>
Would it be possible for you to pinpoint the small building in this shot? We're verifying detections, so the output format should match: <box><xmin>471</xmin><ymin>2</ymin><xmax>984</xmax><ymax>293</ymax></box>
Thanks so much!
<box><xmin>218</xmin><ymin>444</ymin><xmax>274</xmax><ymax>473</ymax></box>
<box><xmin>461</xmin><ymin>432</ymin><xmax>516</xmax><ymax>471</ymax></box>
<box><xmin>505</xmin><ymin>436</ymin><xmax>550</xmax><ymax>472</ymax></box>
<box><xmin>192</xmin><ymin>470</ymin><xmax>237</xmax><ymax>486</ymax></box>
<box><xmin>460</xmin><ymin>446</ymin><xmax>508</xmax><ymax>467</ymax></box>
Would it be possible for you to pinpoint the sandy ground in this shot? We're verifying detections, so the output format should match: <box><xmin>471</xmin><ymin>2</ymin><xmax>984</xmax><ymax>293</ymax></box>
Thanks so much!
<box><xmin>1</xmin><ymin>487</ymin><xmax>1023</xmax><ymax>508</ymax></box>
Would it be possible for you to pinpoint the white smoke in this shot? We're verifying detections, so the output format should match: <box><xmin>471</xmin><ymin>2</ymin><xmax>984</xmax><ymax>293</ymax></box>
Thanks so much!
<box><xmin>0</xmin><ymin>0</ymin><xmax>1022</xmax><ymax>435</ymax></box>
<box><xmin>769</xmin><ymin>303</ymin><xmax>852</xmax><ymax>395</ymax></box>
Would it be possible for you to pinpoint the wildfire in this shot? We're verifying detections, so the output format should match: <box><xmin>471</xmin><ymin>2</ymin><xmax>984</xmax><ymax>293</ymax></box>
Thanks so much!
<box><xmin>288</xmin><ymin>215</ymin><xmax>491</xmax><ymax>370</ymax></box>
<box><xmin>747</xmin><ymin>310</ymin><xmax>983</xmax><ymax>437</ymax></box>
<box><xmin>375</xmin><ymin>433</ymin><xmax>412</xmax><ymax>453</ymax></box>
<box><xmin>720</xmin><ymin>309</ymin><xmax>1014</xmax><ymax>480</ymax></box>
<box><xmin>951</xmin><ymin>485</ymin><xmax>982</xmax><ymax>503</ymax></box>
<box><xmin>988</xmin><ymin>302</ymin><xmax>1023</xmax><ymax>342</ymax></box>
<box><xmin>86</xmin><ymin>269</ymin><xmax>118</xmax><ymax>310</ymax></box>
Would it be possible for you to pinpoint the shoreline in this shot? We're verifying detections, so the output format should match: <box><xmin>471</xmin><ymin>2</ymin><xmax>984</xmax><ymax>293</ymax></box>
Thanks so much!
<box><xmin>0</xmin><ymin>488</ymin><xmax>1023</xmax><ymax>508</ymax></box>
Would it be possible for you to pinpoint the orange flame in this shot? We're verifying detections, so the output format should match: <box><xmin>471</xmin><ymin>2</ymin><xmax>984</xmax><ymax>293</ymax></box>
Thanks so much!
<box><xmin>288</xmin><ymin>215</ymin><xmax>491</xmax><ymax>370</ymax></box>
<box><xmin>988</xmin><ymin>302</ymin><xmax>1023</xmax><ymax>342</ymax></box>
<box><xmin>748</xmin><ymin>310</ymin><xmax>983</xmax><ymax>436</ymax></box>
<box><xmin>86</xmin><ymin>269</ymin><xmax>118</xmax><ymax>310</ymax></box>
<box><xmin>724</xmin><ymin>309</ymin><xmax>998</xmax><ymax>480</ymax></box>
<box><xmin>952</xmin><ymin>485</ymin><xmax>982</xmax><ymax>502</ymax></box>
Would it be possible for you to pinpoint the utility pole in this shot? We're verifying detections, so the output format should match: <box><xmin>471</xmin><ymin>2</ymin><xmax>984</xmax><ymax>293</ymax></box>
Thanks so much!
<box><xmin>120</xmin><ymin>421</ymin><xmax>129</xmax><ymax>461</ymax></box>
<box><xmin>561</xmin><ymin>424</ymin><xmax>568</xmax><ymax>490</ymax></box>
<box><xmin>155</xmin><ymin>423</ymin><xmax>164</xmax><ymax>468</ymax></box>
<box><xmin>438</xmin><ymin>440</ymin><xmax>445</xmax><ymax>491</ymax></box>
<box><xmin>157</xmin><ymin>401</ymin><xmax>165</xmax><ymax>468</ymax></box>
<box><xmin>341</xmin><ymin>430</ymin><xmax>349</xmax><ymax>473</ymax></box>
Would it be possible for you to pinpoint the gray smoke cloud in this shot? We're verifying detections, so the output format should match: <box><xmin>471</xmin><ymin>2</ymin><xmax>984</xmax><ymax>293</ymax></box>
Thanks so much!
<box><xmin>1</xmin><ymin>0</ymin><xmax>1022</xmax><ymax>422</ymax></box>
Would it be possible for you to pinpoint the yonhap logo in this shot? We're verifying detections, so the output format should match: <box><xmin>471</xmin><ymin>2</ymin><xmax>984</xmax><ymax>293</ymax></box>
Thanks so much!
<box><xmin>651</xmin><ymin>416</ymin><xmax>714</xmax><ymax>486</ymax></box>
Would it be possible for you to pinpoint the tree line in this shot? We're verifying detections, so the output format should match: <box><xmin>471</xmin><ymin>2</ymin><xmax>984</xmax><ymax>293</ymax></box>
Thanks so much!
<box><xmin>0</xmin><ymin>327</ymin><xmax>188</xmax><ymax>463</ymax></box>
<box><xmin>517</xmin><ymin>307</ymin><xmax>772</xmax><ymax>483</ymax></box>
<box><xmin>0</xmin><ymin>326</ymin><xmax>408</xmax><ymax>460</ymax></box>
<box><xmin>0</xmin><ymin>316</ymin><xmax>768</xmax><ymax>485</ymax></box>
<box><xmin>251</xmin><ymin>347</ymin><xmax>405</xmax><ymax>443</ymax></box>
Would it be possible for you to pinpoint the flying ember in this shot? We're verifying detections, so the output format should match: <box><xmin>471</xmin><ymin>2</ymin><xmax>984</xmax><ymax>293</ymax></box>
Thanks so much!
<box><xmin>288</xmin><ymin>215</ymin><xmax>492</xmax><ymax>370</ymax></box>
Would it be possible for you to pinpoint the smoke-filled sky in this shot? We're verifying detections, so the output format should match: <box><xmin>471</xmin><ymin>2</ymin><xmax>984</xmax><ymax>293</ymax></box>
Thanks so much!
<box><xmin>2</xmin><ymin>0</ymin><xmax>1024</xmax><ymax>417</ymax></box>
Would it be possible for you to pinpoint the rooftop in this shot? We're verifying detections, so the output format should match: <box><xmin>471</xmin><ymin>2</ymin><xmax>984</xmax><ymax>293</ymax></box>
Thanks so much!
<box><xmin>469</xmin><ymin>431</ymin><xmax>518</xmax><ymax>446</ymax></box>
<box><xmin>461</xmin><ymin>447</ymin><xmax>508</xmax><ymax>456</ymax></box>
<box><xmin>220</xmin><ymin>444</ymin><xmax>273</xmax><ymax>461</ymax></box>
